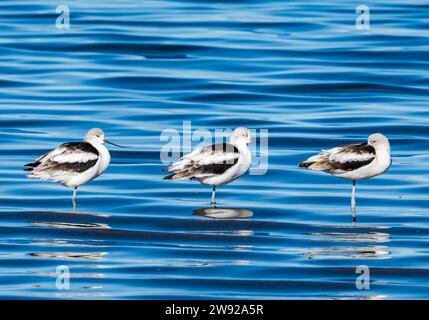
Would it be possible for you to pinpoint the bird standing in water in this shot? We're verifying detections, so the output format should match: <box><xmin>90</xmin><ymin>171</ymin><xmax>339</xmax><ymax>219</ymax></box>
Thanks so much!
<box><xmin>299</xmin><ymin>133</ymin><xmax>391</xmax><ymax>221</ymax></box>
<box><xmin>164</xmin><ymin>127</ymin><xmax>252</xmax><ymax>205</ymax></box>
<box><xmin>25</xmin><ymin>128</ymin><xmax>125</xmax><ymax>210</ymax></box>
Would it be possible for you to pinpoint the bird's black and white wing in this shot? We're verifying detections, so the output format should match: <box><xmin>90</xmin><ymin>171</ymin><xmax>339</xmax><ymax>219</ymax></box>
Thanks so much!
<box><xmin>164</xmin><ymin>143</ymin><xmax>240</xmax><ymax>180</ymax></box>
<box><xmin>25</xmin><ymin>142</ymin><xmax>99</xmax><ymax>182</ymax></box>
<box><xmin>299</xmin><ymin>143</ymin><xmax>376</xmax><ymax>174</ymax></box>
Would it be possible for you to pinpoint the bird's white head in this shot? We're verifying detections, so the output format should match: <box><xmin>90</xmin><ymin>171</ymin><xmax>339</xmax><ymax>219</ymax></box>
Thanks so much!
<box><xmin>84</xmin><ymin>128</ymin><xmax>105</xmax><ymax>145</ymax></box>
<box><xmin>229</xmin><ymin>127</ymin><xmax>251</xmax><ymax>145</ymax></box>
<box><xmin>368</xmin><ymin>133</ymin><xmax>390</xmax><ymax>152</ymax></box>
<box><xmin>84</xmin><ymin>128</ymin><xmax>127</xmax><ymax>148</ymax></box>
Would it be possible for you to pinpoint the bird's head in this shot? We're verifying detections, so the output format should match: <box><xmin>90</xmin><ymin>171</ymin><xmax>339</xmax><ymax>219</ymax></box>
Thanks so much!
<box><xmin>85</xmin><ymin>128</ymin><xmax>127</xmax><ymax>148</ymax></box>
<box><xmin>368</xmin><ymin>133</ymin><xmax>390</xmax><ymax>151</ymax></box>
<box><xmin>230</xmin><ymin>127</ymin><xmax>251</xmax><ymax>145</ymax></box>
<box><xmin>85</xmin><ymin>128</ymin><xmax>105</xmax><ymax>144</ymax></box>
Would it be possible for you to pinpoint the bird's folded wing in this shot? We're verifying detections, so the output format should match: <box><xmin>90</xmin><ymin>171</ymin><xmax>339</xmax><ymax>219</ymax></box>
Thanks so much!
<box><xmin>26</xmin><ymin>142</ymin><xmax>100</xmax><ymax>176</ymax></box>
<box><xmin>45</xmin><ymin>142</ymin><xmax>99</xmax><ymax>164</ymax></box>
<box><xmin>299</xmin><ymin>142</ymin><xmax>376</xmax><ymax>173</ymax></box>
<box><xmin>328</xmin><ymin>143</ymin><xmax>375</xmax><ymax>163</ymax></box>
<box><xmin>166</xmin><ymin>143</ymin><xmax>239</xmax><ymax>176</ymax></box>
<box><xmin>325</xmin><ymin>143</ymin><xmax>375</xmax><ymax>172</ymax></box>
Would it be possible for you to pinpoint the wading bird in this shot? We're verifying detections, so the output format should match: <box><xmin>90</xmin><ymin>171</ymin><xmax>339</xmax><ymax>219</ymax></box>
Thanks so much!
<box><xmin>299</xmin><ymin>133</ymin><xmax>391</xmax><ymax>221</ymax></box>
<box><xmin>25</xmin><ymin>128</ymin><xmax>125</xmax><ymax>210</ymax></box>
<box><xmin>164</xmin><ymin>127</ymin><xmax>252</xmax><ymax>205</ymax></box>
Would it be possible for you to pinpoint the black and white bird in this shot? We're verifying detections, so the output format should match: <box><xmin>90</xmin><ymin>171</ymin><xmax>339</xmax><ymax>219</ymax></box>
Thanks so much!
<box><xmin>299</xmin><ymin>133</ymin><xmax>391</xmax><ymax>220</ymax></box>
<box><xmin>25</xmin><ymin>128</ymin><xmax>125</xmax><ymax>209</ymax></box>
<box><xmin>164</xmin><ymin>127</ymin><xmax>252</xmax><ymax>205</ymax></box>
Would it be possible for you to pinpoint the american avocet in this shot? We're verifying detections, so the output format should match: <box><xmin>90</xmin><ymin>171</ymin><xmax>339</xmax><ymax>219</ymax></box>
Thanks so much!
<box><xmin>164</xmin><ymin>127</ymin><xmax>252</xmax><ymax>205</ymax></box>
<box><xmin>25</xmin><ymin>128</ymin><xmax>125</xmax><ymax>209</ymax></box>
<box><xmin>299</xmin><ymin>133</ymin><xmax>391</xmax><ymax>221</ymax></box>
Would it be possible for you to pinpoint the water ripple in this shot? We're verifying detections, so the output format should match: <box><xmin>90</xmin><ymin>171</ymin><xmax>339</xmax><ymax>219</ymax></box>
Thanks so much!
<box><xmin>0</xmin><ymin>0</ymin><xmax>428</xmax><ymax>299</ymax></box>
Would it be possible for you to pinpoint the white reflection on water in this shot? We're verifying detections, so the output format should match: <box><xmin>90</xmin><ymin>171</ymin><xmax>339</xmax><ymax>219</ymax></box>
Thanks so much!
<box><xmin>304</xmin><ymin>225</ymin><xmax>391</xmax><ymax>260</ymax></box>
<box><xmin>31</xmin><ymin>222</ymin><xmax>110</xmax><ymax>229</ymax></box>
<box><xmin>191</xmin><ymin>230</ymin><xmax>254</xmax><ymax>236</ymax></box>
<box><xmin>193</xmin><ymin>207</ymin><xmax>254</xmax><ymax>219</ymax></box>
<box><xmin>29</xmin><ymin>238</ymin><xmax>107</xmax><ymax>248</ymax></box>
<box><xmin>309</xmin><ymin>232</ymin><xmax>390</xmax><ymax>243</ymax></box>
<box><xmin>191</xmin><ymin>207</ymin><xmax>255</xmax><ymax>237</ymax></box>
<box><xmin>29</xmin><ymin>252</ymin><xmax>108</xmax><ymax>261</ymax></box>
<box><xmin>305</xmin><ymin>246</ymin><xmax>390</xmax><ymax>259</ymax></box>
<box><xmin>170</xmin><ymin>260</ymin><xmax>251</xmax><ymax>267</ymax></box>
<box><xmin>335</xmin><ymin>295</ymin><xmax>388</xmax><ymax>300</ymax></box>
<box><xmin>31</xmin><ymin>270</ymin><xmax>105</xmax><ymax>279</ymax></box>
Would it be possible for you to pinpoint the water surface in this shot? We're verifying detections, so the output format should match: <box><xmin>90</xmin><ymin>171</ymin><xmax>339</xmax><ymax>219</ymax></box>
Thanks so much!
<box><xmin>0</xmin><ymin>0</ymin><xmax>429</xmax><ymax>299</ymax></box>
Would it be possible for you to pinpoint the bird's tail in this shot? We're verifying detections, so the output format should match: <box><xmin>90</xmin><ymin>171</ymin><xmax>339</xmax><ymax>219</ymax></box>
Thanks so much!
<box><xmin>298</xmin><ymin>152</ymin><xmax>330</xmax><ymax>171</ymax></box>
<box><xmin>163</xmin><ymin>173</ymin><xmax>174</xmax><ymax>180</ymax></box>
<box><xmin>163</xmin><ymin>171</ymin><xmax>192</xmax><ymax>180</ymax></box>
<box><xmin>299</xmin><ymin>159</ymin><xmax>331</xmax><ymax>171</ymax></box>
<box><xmin>24</xmin><ymin>161</ymin><xmax>40</xmax><ymax>172</ymax></box>
<box><xmin>298</xmin><ymin>161</ymin><xmax>313</xmax><ymax>168</ymax></box>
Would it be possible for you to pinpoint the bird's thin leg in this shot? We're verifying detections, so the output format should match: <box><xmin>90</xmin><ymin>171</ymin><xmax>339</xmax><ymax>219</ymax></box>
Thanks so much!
<box><xmin>211</xmin><ymin>186</ymin><xmax>216</xmax><ymax>206</ymax></box>
<box><xmin>72</xmin><ymin>187</ymin><xmax>77</xmax><ymax>212</ymax></box>
<box><xmin>351</xmin><ymin>180</ymin><xmax>356</xmax><ymax>208</ymax></box>
<box><xmin>351</xmin><ymin>180</ymin><xmax>356</xmax><ymax>222</ymax></box>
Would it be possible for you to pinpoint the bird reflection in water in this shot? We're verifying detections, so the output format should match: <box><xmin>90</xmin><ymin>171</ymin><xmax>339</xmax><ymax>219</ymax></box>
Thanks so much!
<box><xmin>193</xmin><ymin>207</ymin><xmax>254</xmax><ymax>219</ymax></box>
<box><xmin>28</xmin><ymin>210</ymin><xmax>110</xmax><ymax>296</ymax></box>
<box><xmin>193</xmin><ymin>207</ymin><xmax>254</xmax><ymax>237</ymax></box>
<box><xmin>192</xmin><ymin>207</ymin><xmax>255</xmax><ymax>262</ymax></box>
<box><xmin>31</xmin><ymin>221</ymin><xmax>110</xmax><ymax>229</ymax></box>
<box><xmin>304</xmin><ymin>224</ymin><xmax>391</xmax><ymax>260</ymax></box>
<box><xmin>30</xmin><ymin>251</ymin><xmax>107</xmax><ymax>261</ymax></box>
<box><xmin>29</xmin><ymin>209</ymin><xmax>111</xmax><ymax>229</ymax></box>
<box><xmin>29</xmin><ymin>239</ymin><xmax>108</xmax><ymax>297</ymax></box>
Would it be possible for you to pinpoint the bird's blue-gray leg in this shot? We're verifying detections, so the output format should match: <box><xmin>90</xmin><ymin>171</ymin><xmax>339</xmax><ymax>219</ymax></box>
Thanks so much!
<box><xmin>351</xmin><ymin>180</ymin><xmax>356</xmax><ymax>222</ymax></box>
<box><xmin>72</xmin><ymin>187</ymin><xmax>77</xmax><ymax>212</ymax></box>
<box><xmin>351</xmin><ymin>180</ymin><xmax>356</xmax><ymax>208</ymax></box>
<box><xmin>211</xmin><ymin>186</ymin><xmax>216</xmax><ymax>206</ymax></box>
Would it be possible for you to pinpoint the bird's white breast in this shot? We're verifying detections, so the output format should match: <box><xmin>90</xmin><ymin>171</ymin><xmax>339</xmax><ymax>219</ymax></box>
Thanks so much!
<box><xmin>92</xmin><ymin>143</ymin><xmax>111</xmax><ymax>177</ymax></box>
<box><xmin>336</xmin><ymin>147</ymin><xmax>391</xmax><ymax>180</ymax></box>
<box><xmin>203</xmin><ymin>143</ymin><xmax>251</xmax><ymax>186</ymax></box>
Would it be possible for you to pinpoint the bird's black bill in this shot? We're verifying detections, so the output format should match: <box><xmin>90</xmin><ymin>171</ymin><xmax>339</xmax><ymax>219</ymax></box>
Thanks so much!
<box><xmin>105</xmin><ymin>140</ymin><xmax>128</xmax><ymax>148</ymax></box>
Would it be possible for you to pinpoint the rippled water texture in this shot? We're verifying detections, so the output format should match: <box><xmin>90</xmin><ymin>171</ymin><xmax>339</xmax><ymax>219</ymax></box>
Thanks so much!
<box><xmin>0</xmin><ymin>0</ymin><xmax>429</xmax><ymax>299</ymax></box>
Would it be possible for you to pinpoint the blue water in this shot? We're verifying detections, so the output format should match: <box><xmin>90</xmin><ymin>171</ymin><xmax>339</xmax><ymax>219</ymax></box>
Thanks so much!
<box><xmin>1</xmin><ymin>0</ymin><xmax>429</xmax><ymax>299</ymax></box>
